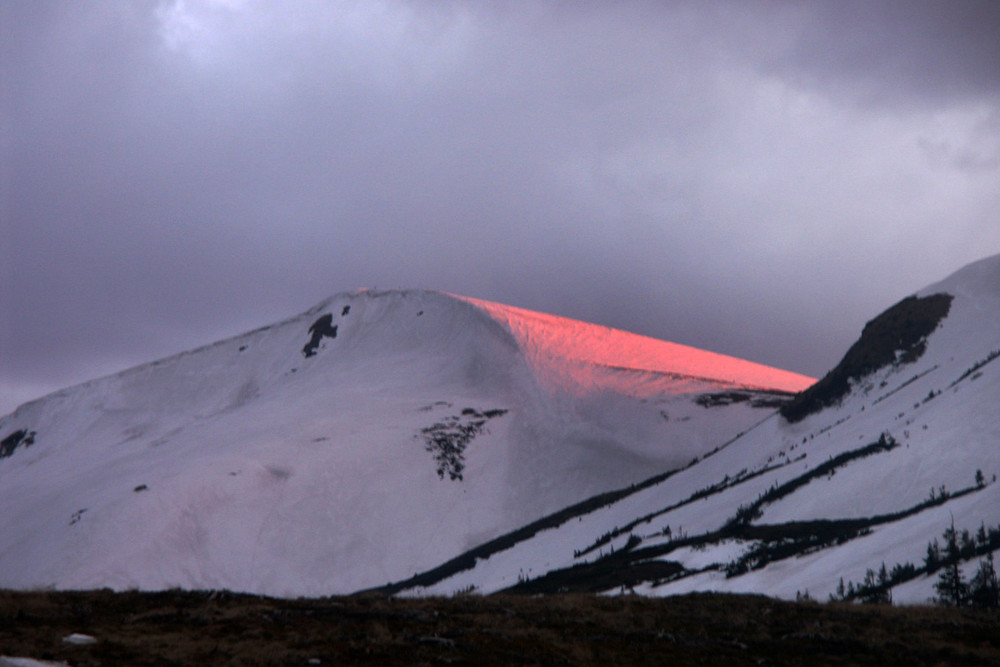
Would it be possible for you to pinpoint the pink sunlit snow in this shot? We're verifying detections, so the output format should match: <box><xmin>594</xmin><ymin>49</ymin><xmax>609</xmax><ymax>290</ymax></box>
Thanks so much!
<box><xmin>460</xmin><ymin>295</ymin><xmax>815</xmax><ymax>396</ymax></box>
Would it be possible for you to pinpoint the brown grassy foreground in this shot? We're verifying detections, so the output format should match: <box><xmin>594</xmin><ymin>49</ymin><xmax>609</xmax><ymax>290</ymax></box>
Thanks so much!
<box><xmin>1</xmin><ymin>589</ymin><xmax>998</xmax><ymax>666</ymax></box>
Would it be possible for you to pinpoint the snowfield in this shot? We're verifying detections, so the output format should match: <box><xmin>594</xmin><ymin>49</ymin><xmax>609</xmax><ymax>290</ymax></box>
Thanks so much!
<box><xmin>3</xmin><ymin>254</ymin><xmax>996</xmax><ymax>604</ymax></box>
<box><xmin>0</xmin><ymin>289</ymin><xmax>809</xmax><ymax>596</ymax></box>
<box><xmin>388</xmin><ymin>255</ymin><xmax>1000</xmax><ymax>604</ymax></box>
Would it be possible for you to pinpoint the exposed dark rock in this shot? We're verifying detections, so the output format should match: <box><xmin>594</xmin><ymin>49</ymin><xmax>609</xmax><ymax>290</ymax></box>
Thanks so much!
<box><xmin>1</xmin><ymin>429</ymin><xmax>35</xmax><ymax>459</ymax></box>
<box><xmin>695</xmin><ymin>392</ymin><xmax>751</xmax><ymax>408</ymax></box>
<box><xmin>696</xmin><ymin>391</ymin><xmax>794</xmax><ymax>409</ymax></box>
<box><xmin>781</xmin><ymin>293</ymin><xmax>953</xmax><ymax>422</ymax></box>
<box><xmin>419</xmin><ymin>409</ymin><xmax>508</xmax><ymax>481</ymax></box>
<box><xmin>302</xmin><ymin>314</ymin><xmax>339</xmax><ymax>358</ymax></box>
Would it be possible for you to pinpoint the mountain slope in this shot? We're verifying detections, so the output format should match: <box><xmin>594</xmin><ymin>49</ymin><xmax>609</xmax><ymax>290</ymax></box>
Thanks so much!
<box><xmin>0</xmin><ymin>289</ymin><xmax>811</xmax><ymax>596</ymax></box>
<box><xmin>388</xmin><ymin>255</ymin><xmax>1000</xmax><ymax>604</ymax></box>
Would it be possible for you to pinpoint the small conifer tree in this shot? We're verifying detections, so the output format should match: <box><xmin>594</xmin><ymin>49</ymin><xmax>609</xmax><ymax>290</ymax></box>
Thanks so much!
<box><xmin>832</xmin><ymin>577</ymin><xmax>846</xmax><ymax>601</ymax></box>
<box><xmin>969</xmin><ymin>552</ymin><xmax>999</xmax><ymax>609</ymax></box>
<box><xmin>935</xmin><ymin>521</ymin><xmax>969</xmax><ymax>606</ymax></box>
<box><xmin>924</xmin><ymin>538</ymin><xmax>941</xmax><ymax>571</ymax></box>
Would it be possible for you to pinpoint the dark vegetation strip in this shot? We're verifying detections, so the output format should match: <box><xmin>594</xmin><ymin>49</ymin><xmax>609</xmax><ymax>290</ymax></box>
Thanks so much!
<box><xmin>725</xmin><ymin>433</ymin><xmax>900</xmax><ymax>528</ymax></box>
<box><xmin>575</xmin><ymin>455</ymin><xmax>804</xmax><ymax>559</ymax></box>
<box><xmin>723</xmin><ymin>484</ymin><xmax>983</xmax><ymax>577</ymax></box>
<box><xmin>373</xmin><ymin>411</ymin><xmax>782</xmax><ymax>595</ymax></box>
<box><xmin>509</xmin><ymin>559</ymin><xmax>686</xmax><ymax>595</ymax></box>
<box><xmin>505</xmin><ymin>481</ymin><xmax>987</xmax><ymax>595</ymax></box>
<box><xmin>378</xmin><ymin>430</ymin><xmax>899</xmax><ymax>595</ymax></box>
<box><xmin>836</xmin><ymin>520</ymin><xmax>1000</xmax><ymax>605</ymax></box>
<box><xmin>870</xmin><ymin>365</ymin><xmax>938</xmax><ymax>406</ymax></box>
<box><xmin>949</xmin><ymin>349</ymin><xmax>1000</xmax><ymax>388</ymax></box>
<box><xmin>504</xmin><ymin>437</ymin><xmax>984</xmax><ymax>595</ymax></box>
<box><xmin>368</xmin><ymin>464</ymin><xmax>687</xmax><ymax>595</ymax></box>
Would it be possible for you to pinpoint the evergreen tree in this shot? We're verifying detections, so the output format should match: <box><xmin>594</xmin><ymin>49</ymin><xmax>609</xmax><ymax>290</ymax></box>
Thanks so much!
<box><xmin>925</xmin><ymin>538</ymin><xmax>941</xmax><ymax>571</ymax></box>
<box><xmin>878</xmin><ymin>562</ymin><xmax>893</xmax><ymax>604</ymax></box>
<box><xmin>890</xmin><ymin>562</ymin><xmax>916</xmax><ymax>584</ymax></box>
<box><xmin>969</xmin><ymin>552</ymin><xmax>999</xmax><ymax>609</ymax></box>
<box><xmin>960</xmin><ymin>529</ymin><xmax>976</xmax><ymax>559</ymax></box>
<box><xmin>831</xmin><ymin>577</ymin><xmax>846</xmax><ymax>602</ymax></box>
<box><xmin>858</xmin><ymin>564</ymin><xmax>891</xmax><ymax>604</ymax></box>
<box><xmin>859</xmin><ymin>568</ymin><xmax>877</xmax><ymax>603</ymax></box>
<box><xmin>935</xmin><ymin>521</ymin><xmax>968</xmax><ymax>606</ymax></box>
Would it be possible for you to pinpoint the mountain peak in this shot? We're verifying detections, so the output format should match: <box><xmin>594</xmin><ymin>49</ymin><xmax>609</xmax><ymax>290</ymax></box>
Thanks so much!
<box><xmin>918</xmin><ymin>252</ymin><xmax>1000</xmax><ymax>299</ymax></box>
<box><xmin>0</xmin><ymin>287</ymin><xmax>811</xmax><ymax>596</ymax></box>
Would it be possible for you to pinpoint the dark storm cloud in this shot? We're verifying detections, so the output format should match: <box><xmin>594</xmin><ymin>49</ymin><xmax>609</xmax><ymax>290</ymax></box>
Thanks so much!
<box><xmin>777</xmin><ymin>0</ymin><xmax>1000</xmax><ymax>107</ymax></box>
<box><xmin>2</xmin><ymin>1</ymin><xmax>998</xmax><ymax>414</ymax></box>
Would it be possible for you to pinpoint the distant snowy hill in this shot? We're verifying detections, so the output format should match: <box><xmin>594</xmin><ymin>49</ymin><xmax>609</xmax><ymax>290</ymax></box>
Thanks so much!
<box><xmin>0</xmin><ymin>290</ymin><xmax>811</xmax><ymax>596</ymax></box>
<box><xmin>387</xmin><ymin>255</ymin><xmax>1000</xmax><ymax>604</ymax></box>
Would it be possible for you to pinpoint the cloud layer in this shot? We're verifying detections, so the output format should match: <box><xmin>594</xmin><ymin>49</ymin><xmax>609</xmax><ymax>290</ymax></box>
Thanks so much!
<box><xmin>2</xmin><ymin>1</ymin><xmax>999</xmax><ymax>414</ymax></box>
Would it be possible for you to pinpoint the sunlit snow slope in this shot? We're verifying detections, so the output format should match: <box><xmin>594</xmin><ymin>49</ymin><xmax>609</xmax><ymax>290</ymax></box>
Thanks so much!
<box><xmin>395</xmin><ymin>256</ymin><xmax>1000</xmax><ymax>604</ymax></box>
<box><xmin>0</xmin><ymin>290</ymin><xmax>811</xmax><ymax>596</ymax></box>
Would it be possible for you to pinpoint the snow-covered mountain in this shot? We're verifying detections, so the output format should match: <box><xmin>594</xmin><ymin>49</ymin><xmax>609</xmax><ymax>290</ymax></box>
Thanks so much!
<box><xmin>0</xmin><ymin>289</ymin><xmax>811</xmax><ymax>596</ymax></box>
<box><xmin>386</xmin><ymin>255</ymin><xmax>1000</xmax><ymax>604</ymax></box>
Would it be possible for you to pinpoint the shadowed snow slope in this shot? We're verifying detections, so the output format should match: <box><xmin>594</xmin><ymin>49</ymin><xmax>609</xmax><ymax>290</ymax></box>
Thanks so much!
<box><xmin>395</xmin><ymin>256</ymin><xmax>1000</xmax><ymax>604</ymax></box>
<box><xmin>0</xmin><ymin>290</ymin><xmax>810</xmax><ymax>596</ymax></box>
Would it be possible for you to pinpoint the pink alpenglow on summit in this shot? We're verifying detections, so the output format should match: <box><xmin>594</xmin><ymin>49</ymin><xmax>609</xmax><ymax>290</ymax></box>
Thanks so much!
<box><xmin>458</xmin><ymin>295</ymin><xmax>816</xmax><ymax>397</ymax></box>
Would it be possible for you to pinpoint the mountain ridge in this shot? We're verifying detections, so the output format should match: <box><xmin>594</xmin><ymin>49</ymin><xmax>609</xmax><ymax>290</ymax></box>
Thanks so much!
<box><xmin>4</xmin><ymin>254</ymin><xmax>995</xmax><ymax>602</ymax></box>
<box><xmin>378</xmin><ymin>254</ymin><xmax>1000</xmax><ymax>603</ymax></box>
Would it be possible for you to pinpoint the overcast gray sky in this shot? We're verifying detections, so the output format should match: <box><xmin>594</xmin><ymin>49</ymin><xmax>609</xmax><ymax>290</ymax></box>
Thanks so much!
<box><xmin>2</xmin><ymin>1</ymin><xmax>999</xmax><ymax>416</ymax></box>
